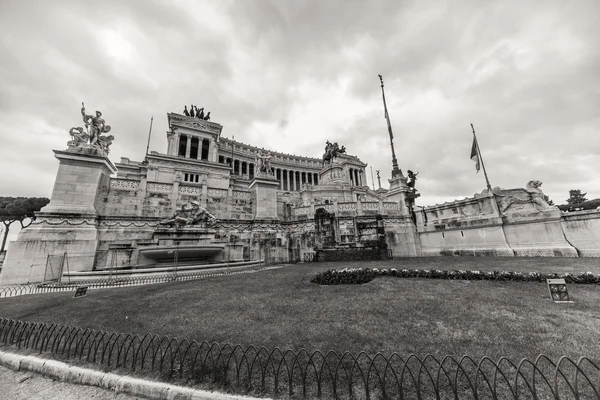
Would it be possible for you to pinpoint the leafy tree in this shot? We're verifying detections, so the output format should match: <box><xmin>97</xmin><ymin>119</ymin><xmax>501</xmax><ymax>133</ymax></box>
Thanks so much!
<box><xmin>0</xmin><ymin>197</ymin><xmax>50</xmax><ymax>252</ymax></box>
<box><xmin>543</xmin><ymin>195</ymin><xmax>554</xmax><ymax>206</ymax></box>
<box><xmin>566</xmin><ymin>190</ymin><xmax>588</xmax><ymax>205</ymax></box>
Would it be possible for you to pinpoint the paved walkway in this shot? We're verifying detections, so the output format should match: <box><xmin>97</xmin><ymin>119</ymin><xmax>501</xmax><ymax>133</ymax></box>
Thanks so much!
<box><xmin>0</xmin><ymin>363</ymin><xmax>142</xmax><ymax>400</ymax></box>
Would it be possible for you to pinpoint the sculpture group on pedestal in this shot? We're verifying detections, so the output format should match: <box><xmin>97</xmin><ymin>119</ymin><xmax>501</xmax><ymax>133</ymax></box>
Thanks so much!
<box><xmin>183</xmin><ymin>105</ymin><xmax>211</xmax><ymax>121</ymax></box>
<box><xmin>255</xmin><ymin>150</ymin><xmax>274</xmax><ymax>177</ymax></box>
<box><xmin>322</xmin><ymin>140</ymin><xmax>346</xmax><ymax>166</ymax></box>
<box><xmin>68</xmin><ymin>102</ymin><xmax>114</xmax><ymax>154</ymax></box>
<box><xmin>160</xmin><ymin>201</ymin><xmax>216</xmax><ymax>227</ymax></box>
<box><xmin>405</xmin><ymin>170</ymin><xmax>421</xmax><ymax>212</ymax></box>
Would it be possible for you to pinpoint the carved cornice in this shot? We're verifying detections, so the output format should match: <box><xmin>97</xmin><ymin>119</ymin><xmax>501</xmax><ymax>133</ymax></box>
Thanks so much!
<box><xmin>168</xmin><ymin>113</ymin><xmax>223</xmax><ymax>135</ymax></box>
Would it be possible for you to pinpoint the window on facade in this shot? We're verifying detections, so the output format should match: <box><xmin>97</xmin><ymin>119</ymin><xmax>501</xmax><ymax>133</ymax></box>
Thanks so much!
<box><xmin>183</xmin><ymin>173</ymin><xmax>201</xmax><ymax>183</ymax></box>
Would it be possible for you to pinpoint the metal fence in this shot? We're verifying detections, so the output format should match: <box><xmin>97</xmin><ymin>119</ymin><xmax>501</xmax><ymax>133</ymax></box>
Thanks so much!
<box><xmin>0</xmin><ymin>262</ymin><xmax>271</xmax><ymax>298</ymax></box>
<box><xmin>0</xmin><ymin>318</ymin><xmax>598</xmax><ymax>399</ymax></box>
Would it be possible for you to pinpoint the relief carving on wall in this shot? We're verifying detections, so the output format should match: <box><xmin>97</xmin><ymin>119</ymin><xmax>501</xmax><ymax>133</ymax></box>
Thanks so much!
<box><xmin>159</xmin><ymin>201</ymin><xmax>216</xmax><ymax>227</ymax></box>
<box><xmin>493</xmin><ymin>180</ymin><xmax>556</xmax><ymax>213</ymax></box>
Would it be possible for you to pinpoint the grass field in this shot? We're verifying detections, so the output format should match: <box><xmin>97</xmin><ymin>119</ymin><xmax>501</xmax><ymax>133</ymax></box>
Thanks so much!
<box><xmin>1</xmin><ymin>258</ymin><xmax>600</xmax><ymax>362</ymax></box>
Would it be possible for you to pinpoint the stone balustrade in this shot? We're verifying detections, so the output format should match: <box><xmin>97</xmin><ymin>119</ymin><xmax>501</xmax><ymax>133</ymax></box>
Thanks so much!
<box><xmin>147</xmin><ymin>182</ymin><xmax>173</xmax><ymax>193</ymax></box>
<box><xmin>362</xmin><ymin>202</ymin><xmax>379</xmax><ymax>210</ymax></box>
<box><xmin>110</xmin><ymin>179</ymin><xmax>140</xmax><ymax>191</ymax></box>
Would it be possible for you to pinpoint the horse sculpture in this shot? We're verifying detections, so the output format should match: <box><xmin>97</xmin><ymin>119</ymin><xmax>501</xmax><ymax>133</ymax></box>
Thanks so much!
<box><xmin>322</xmin><ymin>141</ymin><xmax>346</xmax><ymax>167</ymax></box>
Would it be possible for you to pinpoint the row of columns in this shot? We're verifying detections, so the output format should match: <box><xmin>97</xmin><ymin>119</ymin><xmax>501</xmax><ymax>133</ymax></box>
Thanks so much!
<box><xmin>274</xmin><ymin>168</ymin><xmax>318</xmax><ymax>191</ymax></box>
<box><xmin>349</xmin><ymin>168</ymin><xmax>364</xmax><ymax>186</ymax></box>
<box><xmin>177</xmin><ymin>134</ymin><xmax>212</xmax><ymax>161</ymax></box>
<box><xmin>219</xmin><ymin>156</ymin><xmax>255</xmax><ymax>179</ymax></box>
<box><xmin>219</xmin><ymin>156</ymin><xmax>319</xmax><ymax>192</ymax></box>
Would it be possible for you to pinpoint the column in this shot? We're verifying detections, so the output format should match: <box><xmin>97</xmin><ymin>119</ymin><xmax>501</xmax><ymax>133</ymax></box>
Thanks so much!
<box><xmin>185</xmin><ymin>135</ymin><xmax>191</xmax><ymax>158</ymax></box>
<box><xmin>175</xmin><ymin>133</ymin><xmax>181</xmax><ymax>156</ymax></box>
<box><xmin>277</xmin><ymin>168</ymin><xmax>282</xmax><ymax>189</ymax></box>
<box><xmin>291</xmin><ymin>170</ymin><xmax>296</xmax><ymax>191</ymax></box>
<box><xmin>210</xmin><ymin>139</ymin><xmax>218</xmax><ymax>162</ymax></box>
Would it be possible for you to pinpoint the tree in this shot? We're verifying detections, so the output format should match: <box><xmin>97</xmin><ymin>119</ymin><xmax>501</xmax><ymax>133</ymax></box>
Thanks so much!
<box><xmin>0</xmin><ymin>197</ymin><xmax>50</xmax><ymax>253</ymax></box>
<box><xmin>543</xmin><ymin>195</ymin><xmax>554</xmax><ymax>206</ymax></box>
<box><xmin>566</xmin><ymin>190</ymin><xmax>588</xmax><ymax>205</ymax></box>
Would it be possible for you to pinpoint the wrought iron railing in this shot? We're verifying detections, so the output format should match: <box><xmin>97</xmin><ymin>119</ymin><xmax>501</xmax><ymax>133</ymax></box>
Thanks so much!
<box><xmin>0</xmin><ymin>318</ymin><xmax>598</xmax><ymax>399</ymax></box>
<box><xmin>0</xmin><ymin>262</ymin><xmax>270</xmax><ymax>298</ymax></box>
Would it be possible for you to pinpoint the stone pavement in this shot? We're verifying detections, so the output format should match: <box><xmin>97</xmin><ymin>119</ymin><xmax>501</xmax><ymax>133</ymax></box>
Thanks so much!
<box><xmin>0</xmin><ymin>363</ymin><xmax>142</xmax><ymax>399</ymax></box>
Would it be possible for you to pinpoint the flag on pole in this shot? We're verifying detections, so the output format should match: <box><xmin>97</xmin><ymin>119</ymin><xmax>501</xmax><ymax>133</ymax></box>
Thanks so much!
<box><xmin>470</xmin><ymin>136</ymin><xmax>480</xmax><ymax>173</ymax></box>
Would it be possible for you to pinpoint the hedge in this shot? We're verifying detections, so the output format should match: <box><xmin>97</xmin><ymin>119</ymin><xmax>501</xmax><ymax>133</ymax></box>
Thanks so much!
<box><xmin>311</xmin><ymin>267</ymin><xmax>600</xmax><ymax>285</ymax></box>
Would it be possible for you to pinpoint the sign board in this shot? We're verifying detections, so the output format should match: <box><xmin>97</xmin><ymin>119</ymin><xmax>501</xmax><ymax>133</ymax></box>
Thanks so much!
<box><xmin>73</xmin><ymin>286</ymin><xmax>88</xmax><ymax>298</ymax></box>
<box><xmin>546</xmin><ymin>279</ymin><xmax>571</xmax><ymax>302</ymax></box>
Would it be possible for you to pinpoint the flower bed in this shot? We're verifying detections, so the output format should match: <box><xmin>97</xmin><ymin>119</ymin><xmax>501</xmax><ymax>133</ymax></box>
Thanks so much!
<box><xmin>310</xmin><ymin>268</ymin><xmax>375</xmax><ymax>285</ymax></box>
<box><xmin>311</xmin><ymin>267</ymin><xmax>600</xmax><ymax>285</ymax></box>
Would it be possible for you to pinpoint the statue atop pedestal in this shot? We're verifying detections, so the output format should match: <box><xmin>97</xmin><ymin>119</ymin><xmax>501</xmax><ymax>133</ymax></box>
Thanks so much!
<box><xmin>255</xmin><ymin>150</ymin><xmax>274</xmax><ymax>178</ymax></box>
<box><xmin>322</xmin><ymin>141</ymin><xmax>346</xmax><ymax>167</ymax></box>
<box><xmin>404</xmin><ymin>170</ymin><xmax>421</xmax><ymax>211</ymax></box>
<box><xmin>67</xmin><ymin>103</ymin><xmax>114</xmax><ymax>155</ymax></box>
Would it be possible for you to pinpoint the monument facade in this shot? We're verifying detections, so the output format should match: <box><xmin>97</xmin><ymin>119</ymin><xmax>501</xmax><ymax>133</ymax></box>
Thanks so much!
<box><xmin>1</xmin><ymin>106</ymin><xmax>599</xmax><ymax>285</ymax></box>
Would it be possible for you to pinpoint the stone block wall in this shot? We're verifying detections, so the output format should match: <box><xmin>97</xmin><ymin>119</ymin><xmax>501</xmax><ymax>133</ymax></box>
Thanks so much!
<box><xmin>316</xmin><ymin>247</ymin><xmax>385</xmax><ymax>262</ymax></box>
<box><xmin>560</xmin><ymin>210</ymin><xmax>600</xmax><ymax>257</ymax></box>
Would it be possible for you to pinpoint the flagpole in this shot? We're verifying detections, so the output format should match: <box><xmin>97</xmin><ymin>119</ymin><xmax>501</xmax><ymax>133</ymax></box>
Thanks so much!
<box><xmin>471</xmin><ymin>123</ymin><xmax>492</xmax><ymax>192</ymax></box>
<box><xmin>144</xmin><ymin>116</ymin><xmax>154</xmax><ymax>161</ymax></box>
<box><xmin>370</xmin><ymin>166</ymin><xmax>375</xmax><ymax>189</ymax></box>
<box><xmin>378</xmin><ymin>75</ymin><xmax>401</xmax><ymax>177</ymax></box>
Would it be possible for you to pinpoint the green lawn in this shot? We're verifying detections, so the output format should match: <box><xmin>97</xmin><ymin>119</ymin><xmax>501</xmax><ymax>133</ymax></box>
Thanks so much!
<box><xmin>1</xmin><ymin>258</ymin><xmax>600</xmax><ymax>362</ymax></box>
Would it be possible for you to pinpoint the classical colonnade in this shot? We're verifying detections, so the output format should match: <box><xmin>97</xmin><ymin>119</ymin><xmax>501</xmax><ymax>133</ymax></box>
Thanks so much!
<box><xmin>220</xmin><ymin>157</ymin><xmax>320</xmax><ymax>191</ymax></box>
<box><xmin>349</xmin><ymin>168</ymin><xmax>364</xmax><ymax>187</ymax></box>
<box><xmin>177</xmin><ymin>134</ymin><xmax>213</xmax><ymax>160</ymax></box>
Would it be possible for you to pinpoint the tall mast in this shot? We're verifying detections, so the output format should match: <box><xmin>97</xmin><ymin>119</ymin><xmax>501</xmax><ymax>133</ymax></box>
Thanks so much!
<box><xmin>144</xmin><ymin>116</ymin><xmax>154</xmax><ymax>161</ymax></box>
<box><xmin>378</xmin><ymin>75</ymin><xmax>402</xmax><ymax>177</ymax></box>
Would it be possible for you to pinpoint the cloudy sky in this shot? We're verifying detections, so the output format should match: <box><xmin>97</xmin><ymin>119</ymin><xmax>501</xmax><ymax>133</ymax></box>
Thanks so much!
<box><xmin>1</xmin><ymin>0</ymin><xmax>599</xmax><ymax>215</ymax></box>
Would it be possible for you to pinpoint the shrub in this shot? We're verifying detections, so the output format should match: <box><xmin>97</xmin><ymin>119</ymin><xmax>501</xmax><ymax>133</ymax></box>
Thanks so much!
<box><xmin>312</xmin><ymin>268</ymin><xmax>600</xmax><ymax>286</ymax></box>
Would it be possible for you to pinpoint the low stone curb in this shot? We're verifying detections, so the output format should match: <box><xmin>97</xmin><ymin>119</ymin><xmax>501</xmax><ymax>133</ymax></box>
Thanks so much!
<box><xmin>0</xmin><ymin>350</ymin><xmax>270</xmax><ymax>400</ymax></box>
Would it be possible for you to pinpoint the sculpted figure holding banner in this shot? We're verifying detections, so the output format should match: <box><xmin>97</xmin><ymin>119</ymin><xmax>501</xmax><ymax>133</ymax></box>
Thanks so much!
<box><xmin>81</xmin><ymin>102</ymin><xmax>111</xmax><ymax>146</ymax></box>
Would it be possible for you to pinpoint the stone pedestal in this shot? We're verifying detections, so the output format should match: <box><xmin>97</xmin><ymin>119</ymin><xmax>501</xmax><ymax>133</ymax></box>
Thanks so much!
<box><xmin>41</xmin><ymin>149</ymin><xmax>117</xmax><ymax>215</ymax></box>
<box><xmin>383</xmin><ymin>174</ymin><xmax>422</xmax><ymax>257</ymax></box>
<box><xmin>249</xmin><ymin>175</ymin><xmax>280</xmax><ymax>220</ymax></box>
<box><xmin>0</xmin><ymin>148</ymin><xmax>117</xmax><ymax>285</ymax></box>
<box><xmin>319</xmin><ymin>162</ymin><xmax>345</xmax><ymax>185</ymax></box>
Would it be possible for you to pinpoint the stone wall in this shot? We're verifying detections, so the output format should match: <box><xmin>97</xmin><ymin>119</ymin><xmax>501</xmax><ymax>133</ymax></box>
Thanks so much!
<box><xmin>103</xmin><ymin>178</ymin><xmax>254</xmax><ymax>221</ymax></box>
<box><xmin>316</xmin><ymin>247</ymin><xmax>386</xmax><ymax>262</ymax></box>
<box><xmin>415</xmin><ymin>189</ymin><xmax>600</xmax><ymax>257</ymax></box>
<box><xmin>415</xmin><ymin>193</ymin><xmax>513</xmax><ymax>256</ymax></box>
<box><xmin>560</xmin><ymin>210</ymin><xmax>600</xmax><ymax>257</ymax></box>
